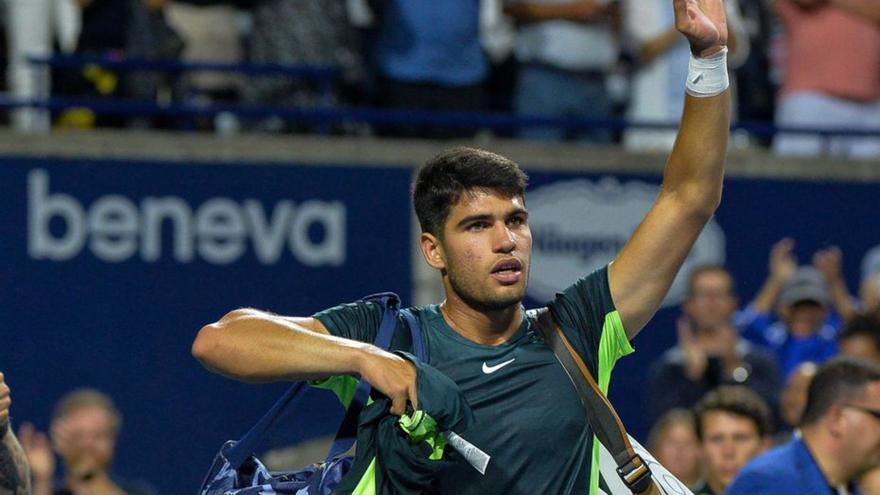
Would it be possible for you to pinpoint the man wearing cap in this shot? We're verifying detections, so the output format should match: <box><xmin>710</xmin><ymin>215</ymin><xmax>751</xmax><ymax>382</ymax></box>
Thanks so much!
<box><xmin>735</xmin><ymin>238</ymin><xmax>857</xmax><ymax>376</ymax></box>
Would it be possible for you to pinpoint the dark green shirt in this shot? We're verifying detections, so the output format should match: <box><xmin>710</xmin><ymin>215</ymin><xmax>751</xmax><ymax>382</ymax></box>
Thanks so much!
<box><xmin>314</xmin><ymin>266</ymin><xmax>633</xmax><ymax>495</ymax></box>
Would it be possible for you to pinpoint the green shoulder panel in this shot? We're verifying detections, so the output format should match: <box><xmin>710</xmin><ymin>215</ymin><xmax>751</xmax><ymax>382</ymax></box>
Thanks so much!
<box><xmin>589</xmin><ymin>310</ymin><xmax>635</xmax><ymax>495</ymax></box>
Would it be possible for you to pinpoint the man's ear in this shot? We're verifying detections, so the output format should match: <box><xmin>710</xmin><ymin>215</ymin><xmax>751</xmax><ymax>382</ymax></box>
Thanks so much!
<box><xmin>420</xmin><ymin>232</ymin><xmax>446</xmax><ymax>270</ymax></box>
<box><xmin>826</xmin><ymin>404</ymin><xmax>847</xmax><ymax>438</ymax></box>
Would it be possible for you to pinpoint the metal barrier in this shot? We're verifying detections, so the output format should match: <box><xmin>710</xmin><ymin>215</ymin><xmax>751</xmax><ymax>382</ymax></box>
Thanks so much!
<box><xmin>10</xmin><ymin>54</ymin><xmax>880</xmax><ymax>143</ymax></box>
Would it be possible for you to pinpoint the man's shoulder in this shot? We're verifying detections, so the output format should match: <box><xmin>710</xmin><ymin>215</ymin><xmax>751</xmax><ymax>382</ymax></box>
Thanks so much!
<box><xmin>735</xmin><ymin>438</ymin><xmax>801</xmax><ymax>482</ymax></box>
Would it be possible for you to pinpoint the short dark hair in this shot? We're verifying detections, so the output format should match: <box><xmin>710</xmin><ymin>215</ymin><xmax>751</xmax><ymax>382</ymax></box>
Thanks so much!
<box><xmin>800</xmin><ymin>356</ymin><xmax>880</xmax><ymax>426</ymax></box>
<box><xmin>412</xmin><ymin>147</ymin><xmax>528</xmax><ymax>237</ymax></box>
<box><xmin>694</xmin><ymin>386</ymin><xmax>772</xmax><ymax>439</ymax></box>
<box><xmin>839</xmin><ymin>315</ymin><xmax>880</xmax><ymax>353</ymax></box>
<box><xmin>686</xmin><ymin>264</ymin><xmax>737</xmax><ymax>298</ymax></box>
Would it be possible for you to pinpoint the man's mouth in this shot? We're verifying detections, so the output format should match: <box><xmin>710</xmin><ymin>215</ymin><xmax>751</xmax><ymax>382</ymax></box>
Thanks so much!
<box><xmin>491</xmin><ymin>258</ymin><xmax>523</xmax><ymax>284</ymax></box>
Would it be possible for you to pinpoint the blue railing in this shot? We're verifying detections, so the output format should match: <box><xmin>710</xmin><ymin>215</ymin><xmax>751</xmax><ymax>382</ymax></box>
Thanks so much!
<box><xmin>10</xmin><ymin>54</ymin><xmax>880</xmax><ymax>144</ymax></box>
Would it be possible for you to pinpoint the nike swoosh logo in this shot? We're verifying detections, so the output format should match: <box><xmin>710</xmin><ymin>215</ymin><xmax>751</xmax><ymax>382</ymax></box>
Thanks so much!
<box><xmin>482</xmin><ymin>358</ymin><xmax>515</xmax><ymax>374</ymax></box>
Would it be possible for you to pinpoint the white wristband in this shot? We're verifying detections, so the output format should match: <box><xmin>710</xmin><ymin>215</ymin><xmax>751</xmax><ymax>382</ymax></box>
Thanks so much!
<box><xmin>685</xmin><ymin>47</ymin><xmax>729</xmax><ymax>98</ymax></box>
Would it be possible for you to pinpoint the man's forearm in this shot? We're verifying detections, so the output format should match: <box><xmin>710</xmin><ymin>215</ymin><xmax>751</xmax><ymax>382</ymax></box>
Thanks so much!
<box><xmin>663</xmin><ymin>92</ymin><xmax>729</xmax><ymax>215</ymax></box>
<box><xmin>192</xmin><ymin>310</ymin><xmax>371</xmax><ymax>383</ymax></box>
<box><xmin>0</xmin><ymin>428</ymin><xmax>30</xmax><ymax>495</ymax></box>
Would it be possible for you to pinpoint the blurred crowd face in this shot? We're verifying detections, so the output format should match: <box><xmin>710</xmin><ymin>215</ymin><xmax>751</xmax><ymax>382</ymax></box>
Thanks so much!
<box><xmin>683</xmin><ymin>270</ymin><xmax>738</xmax><ymax>332</ymax></box>
<box><xmin>653</xmin><ymin>421</ymin><xmax>703</xmax><ymax>486</ymax></box>
<box><xmin>840</xmin><ymin>334</ymin><xmax>880</xmax><ymax>363</ymax></box>
<box><xmin>781</xmin><ymin>301</ymin><xmax>828</xmax><ymax>337</ymax></box>
<box><xmin>51</xmin><ymin>405</ymin><xmax>117</xmax><ymax>474</ymax></box>
<box><xmin>701</xmin><ymin>410</ymin><xmax>767</xmax><ymax>491</ymax></box>
<box><xmin>838</xmin><ymin>382</ymin><xmax>880</xmax><ymax>477</ymax></box>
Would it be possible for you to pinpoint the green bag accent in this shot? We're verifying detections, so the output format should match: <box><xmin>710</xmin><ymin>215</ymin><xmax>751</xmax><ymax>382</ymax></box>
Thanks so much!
<box><xmin>311</xmin><ymin>375</ymin><xmax>364</xmax><ymax>408</ymax></box>
<box><xmin>351</xmin><ymin>457</ymin><xmax>377</xmax><ymax>495</ymax></box>
<box><xmin>399</xmin><ymin>410</ymin><xmax>447</xmax><ymax>460</ymax></box>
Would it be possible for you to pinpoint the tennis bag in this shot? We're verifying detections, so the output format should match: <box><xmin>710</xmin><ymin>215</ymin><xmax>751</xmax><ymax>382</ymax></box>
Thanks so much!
<box><xmin>198</xmin><ymin>292</ymin><xmax>425</xmax><ymax>495</ymax></box>
<box><xmin>532</xmin><ymin>310</ymin><xmax>693</xmax><ymax>495</ymax></box>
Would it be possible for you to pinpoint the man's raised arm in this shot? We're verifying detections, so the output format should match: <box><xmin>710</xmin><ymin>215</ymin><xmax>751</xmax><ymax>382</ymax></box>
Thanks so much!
<box><xmin>609</xmin><ymin>0</ymin><xmax>730</xmax><ymax>339</ymax></box>
<box><xmin>192</xmin><ymin>310</ymin><xmax>418</xmax><ymax>414</ymax></box>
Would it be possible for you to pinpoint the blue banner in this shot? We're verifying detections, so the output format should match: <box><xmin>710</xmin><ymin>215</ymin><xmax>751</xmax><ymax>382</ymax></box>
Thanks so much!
<box><xmin>0</xmin><ymin>157</ymin><xmax>412</xmax><ymax>494</ymax></box>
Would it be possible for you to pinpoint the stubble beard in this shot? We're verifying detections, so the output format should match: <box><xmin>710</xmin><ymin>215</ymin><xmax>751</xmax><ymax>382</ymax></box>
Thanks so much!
<box><xmin>447</xmin><ymin>266</ymin><xmax>527</xmax><ymax>312</ymax></box>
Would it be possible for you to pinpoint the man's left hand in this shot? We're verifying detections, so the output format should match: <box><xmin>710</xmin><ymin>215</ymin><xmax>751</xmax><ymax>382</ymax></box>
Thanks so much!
<box><xmin>673</xmin><ymin>0</ymin><xmax>729</xmax><ymax>57</ymax></box>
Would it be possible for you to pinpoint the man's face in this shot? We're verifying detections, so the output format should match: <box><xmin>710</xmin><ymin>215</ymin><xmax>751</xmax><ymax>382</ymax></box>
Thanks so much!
<box><xmin>782</xmin><ymin>301</ymin><xmax>828</xmax><ymax>337</ymax></box>
<box><xmin>683</xmin><ymin>271</ymin><xmax>737</xmax><ymax>331</ymax></box>
<box><xmin>701</xmin><ymin>411</ymin><xmax>766</xmax><ymax>490</ymax></box>
<box><xmin>52</xmin><ymin>406</ymin><xmax>117</xmax><ymax>473</ymax></box>
<box><xmin>432</xmin><ymin>190</ymin><xmax>531</xmax><ymax>311</ymax></box>
<box><xmin>840</xmin><ymin>382</ymin><xmax>880</xmax><ymax>475</ymax></box>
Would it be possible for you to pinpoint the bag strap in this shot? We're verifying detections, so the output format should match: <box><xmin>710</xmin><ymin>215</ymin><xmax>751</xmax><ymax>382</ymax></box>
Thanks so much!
<box><xmin>533</xmin><ymin>309</ymin><xmax>660</xmax><ymax>495</ymax></box>
<box><xmin>324</xmin><ymin>293</ymin><xmax>423</xmax><ymax>460</ymax></box>
<box><xmin>226</xmin><ymin>292</ymin><xmax>425</xmax><ymax>468</ymax></box>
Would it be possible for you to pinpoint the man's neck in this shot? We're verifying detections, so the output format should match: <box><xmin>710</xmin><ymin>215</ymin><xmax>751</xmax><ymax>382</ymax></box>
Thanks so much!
<box><xmin>706</xmin><ymin>475</ymin><xmax>725</xmax><ymax>495</ymax></box>
<box><xmin>440</xmin><ymin>297</ymin><xmax>523</xmax><ymax>346</ymax></box>
<box><xmin>801</xmin><ymin>427</ymin><xmax>850</xmax><ymax>488</ymax></box>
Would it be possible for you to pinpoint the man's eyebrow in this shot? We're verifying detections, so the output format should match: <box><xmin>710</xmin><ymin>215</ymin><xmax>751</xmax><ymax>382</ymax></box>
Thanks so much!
<box><xmin>456</xmin><ymin>208</ymin><xmax>529</xmax><ymax>228</ymax></box>
<box><xmin>456</xmin><ymin>213</ymin><xmax>494</xmax><ymax>228</ymax></box>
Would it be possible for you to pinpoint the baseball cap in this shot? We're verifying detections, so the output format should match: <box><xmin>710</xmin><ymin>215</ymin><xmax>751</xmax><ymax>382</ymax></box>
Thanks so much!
<box><xmin>779</xmin><ymin>267</ymin><xmax>831</xmax><ymax>307</ymax></box>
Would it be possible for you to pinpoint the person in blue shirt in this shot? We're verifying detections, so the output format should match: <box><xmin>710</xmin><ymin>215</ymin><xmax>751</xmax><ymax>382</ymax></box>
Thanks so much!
<box><xmin>728</xmin><ymin>356</ymin><xmax>880</xmax><ymax>495</ymax></box>
<box><xmin>736</xmin><ymin>238</ymin><xmax>858</xmax><ymax>376</ymax></box>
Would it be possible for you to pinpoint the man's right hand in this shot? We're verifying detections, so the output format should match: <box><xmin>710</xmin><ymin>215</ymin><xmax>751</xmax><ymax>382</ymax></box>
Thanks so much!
<box><xmin>357</xmin><ymin>347</ymin><xmax>418</xmax><ymax>416</ymax></box>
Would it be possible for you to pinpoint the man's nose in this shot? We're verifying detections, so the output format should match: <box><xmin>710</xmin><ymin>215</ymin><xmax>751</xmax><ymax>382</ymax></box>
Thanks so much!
<box><xmin>494</xmin><ymin>224</ymin><xmax>516</xmax><ymax>252</ymax></box>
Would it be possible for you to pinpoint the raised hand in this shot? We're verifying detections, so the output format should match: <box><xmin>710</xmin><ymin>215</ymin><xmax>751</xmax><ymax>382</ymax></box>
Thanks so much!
<box><xmin>813</xmin><ymin>246</ymin><xmax>843</xmax><ymax>283</ymax></box>
<box><xmin>673</xmin><ymin>0</ymin><xmax>729</xmax><ymax>57</ymax></box>
<box><xmin>19</xmin><ymin>422</ymin><xmax>56</xmax><ymax>484</ymax></box>
<box><xmin>769</xmin><ymin>238</ymin><xmax>798</xmax><ymax>283</ymax></box>
<box><xmin>678</xmin><ymin>317</ymin><xmax>708</xmax><ymax>380</ymax></box>
<box><xmin>0</xmin><ymin>373</ymin><xmax>10</xmax><ymax>432</ymax></box>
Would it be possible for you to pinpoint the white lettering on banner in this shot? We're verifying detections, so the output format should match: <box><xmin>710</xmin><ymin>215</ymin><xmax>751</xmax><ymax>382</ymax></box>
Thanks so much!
<box><xmin>27</xmin><ymin>169</ymin><xmax>347</xmax><ymax>266</ymax></box>
<box><xmin>527</xmin><ymin>177</ymin><xmax>725</xmax><ymax>307</ymax></box>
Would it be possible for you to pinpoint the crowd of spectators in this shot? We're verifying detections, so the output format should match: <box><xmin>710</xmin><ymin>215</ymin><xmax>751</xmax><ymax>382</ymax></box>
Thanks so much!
<box><xmin>1</xmin><ymin>0</ymin><xmax>878</xmax><ymax>157</ymax></box>
<box><xmin>646</xmin><ymin>239</ymin><xmax>880</xmax><ymax>494</ymax></box>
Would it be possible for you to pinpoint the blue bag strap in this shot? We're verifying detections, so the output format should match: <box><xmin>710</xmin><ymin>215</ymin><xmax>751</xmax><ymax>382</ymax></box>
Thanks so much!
<box><xmin>324</xmin><ymin>293</ymin><xmax>401</xmax><ymax>460</ymax></box>
<box><xmin>225</xmin><ymin>292</ymin><xmax>425</xmax><ymax>468</ymax></box>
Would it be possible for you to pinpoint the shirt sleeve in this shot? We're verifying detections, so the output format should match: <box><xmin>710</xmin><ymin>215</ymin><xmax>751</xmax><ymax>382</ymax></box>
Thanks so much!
<box><xmin>546</xmin><ymin>265</ymin><xmax>634</xmax><ymax>385</ymax></box>
<box><xmin>312</xmin><ymin>300</ymin><xmax>385</xmax><ymax>343</ymax></box>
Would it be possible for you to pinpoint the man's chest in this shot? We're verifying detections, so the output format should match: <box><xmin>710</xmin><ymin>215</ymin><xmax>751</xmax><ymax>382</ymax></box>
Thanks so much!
<box><xmin>425</xmin><ymin>332</ymin><xmax>588</xmax><ymax>458</ymax></box>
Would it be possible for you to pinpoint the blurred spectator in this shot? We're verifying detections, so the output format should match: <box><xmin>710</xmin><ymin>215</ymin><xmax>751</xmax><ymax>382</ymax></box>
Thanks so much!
<box><xmin>54</xmin><ymin>0</ymin><xmax>130</xmax><ymax>129</ymax></box>
<box><xmin>647</xmin><ymin>266</ymin><xmax>781</xmax><ymax>425</ymax></box>
<box><xmin>838</xmin><ymin>315</ymin><xmax>880</xmax><ymax>363</ymax></box>
<box><xmin>737</xmin><ymin>239</ymin><xmax>856</xmax><ymax>376</ymax></box>
<box><xmin>164</xmin><ymin>0</ymin><xmax>243</xmax><ymax>106</ymax></box>
<box><xmin>837</xmin><ymin>315</ymin><xmax>880</xmax><ymax>495</ymax></box>
<box><xmin>620</xmin><ymin>0</ymin><xmax>749</xmax><ymax>151</ymax></box>
<box><xmin>778</xmin><ymin>361</ymin><xmax>818</xmax><ymax>433</ymax></box>
<box><xmin>646</xmin><ymin>408</ymin><xmax>703</xmax><ymax>489</ymax></box>
<box><xmin>734</xmin><ymin>0</ymin><xmax>777</xmax><ymax>142</ymax></box>
<box><xmin>240</xmin><ymin>0</ymin><xmax>365</xmax><ymax>134</ymax></box>
<box><xmin>0</xmin><ymin>371</ymin><xmax>31</xmax><ymax>494</ymax></box>
<box><xmin>5</xmin><ymin>0</ymin><xmax>81</xmax><ymax>133</ymax></box>
<box><xmin>369</xmin><ymin>0</ymin><xmax>489</xmax><ymax>139</ymax></box>
<box><xmin>692</xmin><ymin>386</ymin><xmax>772</xmax><ymax>495</ymax></box>
<box><xmin>19</xmin><ymin>388</ymin><xmax>156</xmax><ymax>495</ymax></box>
<box><xmin>727</xmin><ymin>357</ymin><xmax>880</xmax><ymax>495</ymax></box>
<box><xmin>505</xmin><ymin>0</ymin><xmax>617</xmax><ymax>143</ymax></box>
<box><xmin>772</xmin><ymin>0</ymin><xmax>880</xmax><ymax>159</ymax></box>
<box><xmin>862</xmin><ymin>244</ymin><xmax>880</xmax><ymax>317</ymax></box>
